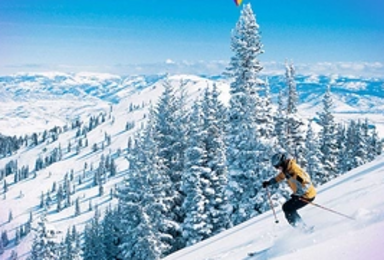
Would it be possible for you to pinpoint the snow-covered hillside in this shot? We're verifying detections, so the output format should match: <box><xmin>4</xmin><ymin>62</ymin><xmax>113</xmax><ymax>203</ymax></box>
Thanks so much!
<box><xmin>0</xmin><ymin>71</ymin><xmax>383</xmax><ymax>259</ymax></box>
<box><xmin>0</xmin><ymin>74</ymin><xmax>224</xmax><ymax>259</ymax></box>
<box><xmin>164</xmin><ymin>154</ymin><xmax>384</xmax><ymax>260</ymax></box>
<box><xmin>0</xmin><ymin>72</ymin><xmax>383</xmax><ymax>136</ymax></box>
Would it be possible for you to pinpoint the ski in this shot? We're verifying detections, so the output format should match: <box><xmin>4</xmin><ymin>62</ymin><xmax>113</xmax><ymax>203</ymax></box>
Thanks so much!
<box><xmin>247</xmin><ymin>245</ymin><xmax>272</xmax><ymax>257</ymax></box>
<box><xmin>303</xmin><ymin>225</ymin><xmax>315</xmax><ymax>234</ymax></box>
<box><xmin>296</xmin><ymin>224</ymin><xmax>315</xmax><ymax>234</ymax></box>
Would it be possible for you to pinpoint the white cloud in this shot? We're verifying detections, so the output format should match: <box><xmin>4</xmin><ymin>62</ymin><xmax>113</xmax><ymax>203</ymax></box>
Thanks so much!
<box><xmin>165</xmin><ymin>59</ymin><xmax>175</xmax><ymax>64</ymax></box>
<box><xmin>293</xmin><ymin>62</ymin><xmax>384</xmax><ymax>78</ymax></box>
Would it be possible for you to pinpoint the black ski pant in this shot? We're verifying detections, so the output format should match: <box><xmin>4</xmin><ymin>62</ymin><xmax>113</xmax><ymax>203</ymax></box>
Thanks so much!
<box><xmin>282</xmin><ymin>195</ymin><xmax>315</xmax><ymax>226</ymax></box>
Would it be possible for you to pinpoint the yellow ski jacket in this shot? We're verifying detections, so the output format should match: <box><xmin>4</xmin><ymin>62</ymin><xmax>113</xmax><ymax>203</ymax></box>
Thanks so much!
<box><xmin>272</xmin><ymin>159</ymin><xmax>316</xmax><ymax>199</ymax></box>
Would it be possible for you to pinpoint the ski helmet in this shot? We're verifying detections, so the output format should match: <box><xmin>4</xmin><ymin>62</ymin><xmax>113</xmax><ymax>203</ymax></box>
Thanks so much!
<box><xmin>271</xmin><ymin>153</ymin><xmax>287</xmax><ymax>168</ymax></box>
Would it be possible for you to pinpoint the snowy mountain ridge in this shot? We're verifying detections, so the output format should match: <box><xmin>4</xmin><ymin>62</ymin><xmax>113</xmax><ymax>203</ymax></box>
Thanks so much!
<box><xmin>1</xmin><ymin>72</ymin><xmax>382</xmax><ymax>104</ymax></box>
<box><xmin>0</xmin><ymin>72</ymin><xmax>383</xmax><ymax>136</ymax></box>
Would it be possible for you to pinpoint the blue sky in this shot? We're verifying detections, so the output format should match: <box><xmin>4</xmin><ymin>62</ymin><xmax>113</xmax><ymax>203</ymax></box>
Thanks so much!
<box><xmin>0</xmin><ymin>0</ymin><xmax>383</xmax><ymax>75</ymax></box>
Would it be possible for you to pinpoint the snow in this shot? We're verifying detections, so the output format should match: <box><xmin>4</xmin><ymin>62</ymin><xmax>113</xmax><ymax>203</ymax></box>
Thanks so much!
<box><xmin>164</xmin><ymin>155</ymin><xmax>384</xmax><ymax>260</ymax></box>
<box><xmin>0</xmin><ymin>72</ymin><xmax>383</xmax><ymax>259</ymax></box>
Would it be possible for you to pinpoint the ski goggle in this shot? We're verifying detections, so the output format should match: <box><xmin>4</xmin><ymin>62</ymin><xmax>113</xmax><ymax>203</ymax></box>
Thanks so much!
<box><xmin>272</xmin><ymin>161</ymin><xmax>281</xmax><ymax>168</ymax></box>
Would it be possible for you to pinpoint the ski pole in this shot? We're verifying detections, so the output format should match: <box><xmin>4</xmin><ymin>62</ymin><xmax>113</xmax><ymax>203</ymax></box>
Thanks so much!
<box><xmin>299</xmin><ymin>197</ymin><xmax>355</xmax><ymax>221</ymax></box>
<box><xmin>266</xmin><ymin>187</ymin><xmax>279</xmax><ymax>224</ymax></box>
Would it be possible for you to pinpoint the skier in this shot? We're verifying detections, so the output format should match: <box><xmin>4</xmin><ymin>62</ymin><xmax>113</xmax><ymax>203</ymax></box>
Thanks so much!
<box><xmin>262</xmin><ymin>152</ymin><xmax>316</xmax><ymax>230</ymax></box>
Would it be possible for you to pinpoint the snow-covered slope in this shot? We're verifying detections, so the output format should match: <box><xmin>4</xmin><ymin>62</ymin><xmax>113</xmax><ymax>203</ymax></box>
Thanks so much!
<box><xmin>0</xmin><ymin>71</ymin><xmax>383</xmax><ymax>259</ymax></box>
<box><xmin>0</xmin><ymin>73</ymin><xmax>223</xmax><ymax>260</ymax></box>
<box><xmin>164</xmin><ymin>154</ymin><xmax>384</xmax><ymax>260</ymax></box>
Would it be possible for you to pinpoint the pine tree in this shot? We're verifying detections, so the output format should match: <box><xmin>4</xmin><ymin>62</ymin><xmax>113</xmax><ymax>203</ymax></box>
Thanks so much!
<box><xmin>118</xmin><ymin>117</ymin><xmax>170</xmax><ymax>259</ymax></box>
<box><xmin>225</xmin><ymin>3</ymin><xmax>267</xmax><ymax>225</ymax></box>
<box><xmin>285</xmin><ymin>62</ymin><xmax>298</xmax><ymax>115</ymax></box>
<box><xmin>25</xmin><ymin>212</ymin><xmax>32</xmax><ymax>235</ymax></box>
<box><xmin>64</xmin><ymin>174</ymin><xmax>71</xmax><ymax>207</ymax></box>
<box><xmin>284</xmin><ymin>63</ymin><xmax>306</xmax><ymax>165</ymax></box>
<box><xmin>102</xmin><ymin>207</ymin><xmax>122</xmax><ymax>260</ymax></box>
<box><xmin>363</xmin><ymin>119</ymin><xmax>374</xmax><ymax>162</ymax></box>
<box><xmin>201</xmin><ymin>88</ymin><xmax>231</xmax><ymax>235</ymax></box>
<box><xmin>1</xmin><ymin>230</ymin><xmax>9</xmax><ymax>247</ymax></box>
<box><xmin>74</xmin><ymin>197</ymin><xmax>81</xmax><ymax>216</ymax></box>
<box><xmin>257</xmin><ymin>78</ymin><xmax>275</xmax><ymax>138</ymax></box>
<box><xmin>345</xmin><ymin>120</ymin><xmax>358</xmax><ymax>171</ymax></box>
<box><xmin>83</xmin><ymin>210</ymin><xmax>106</xmax><ymax>260</ymax></box>
<box><xmin>0</xmin><ymin>236</ymin><xmax>4</xmax><ymax>255</ymax></box>
<box><xmin>3</xmin><ymin>179</ymin><xmax>7</xmax><ymax>194</ymax></box>
<box><xmin>61</xmin><ymin>228</ymin><xmax>81</xmax><ymax>260</ymax></box>
<box><xmin>8</xmin><ymin>210</ymin><xmax>13</xmax><ymax>223</ymax></box>
<box><xmin>152</xmin><ymin>80</ymin><xmax>188</xmax><ymax>253</ymax></box>
<box><xmin>335</xmin><ymin>123</ymin><xmax>349</xmax><ymax>174</ymax></box>
<box><xmin>15</xmin><ymin>228</ymin><xmax>20</xmax><ymax>245</ymax></box>
<box><xmin>56</xmin><ymin>185</ymin><xmax>63</xmax><ymax>212</ymax></box>
<box><xmin>351</xmin><ymin>120</ymin><xmax>368</xmax><ymax>168</ymax></box>
<box><xmin>274</xmin><ymin>84</ymin><xmax>286</xmax><ymax>148</ymax></box>
<box><xmin>369</xmin><ymin>125</ymin><xmax>383</xmax><ymax>159</ymax></box>
<box><xmin>71</xmin><ymin>226</ymin><xmax>81</xmax><ymax>258</ymax></box>
<box><xmin>307</xmin><ymin>121</ymin><xmax>325</xmax><ymax>187</ymax></box>
<box><xmin>318</xmin><ymin>85</ymin><xmax>339</xmax><ymax>183</ymax></box>
<box><xmin>110</xmin><ymin>158</ymin><xmax>117</xmax><ymax>177</ymax></box>
<box><xmin>28</xmin><ymin>214</ymin><xmax>59</xmax><ymax>260</ymax></box>
<box><xmin>181</xmin><ymin>102</ymin><xmax>211</xmax><ymax>246</ymax></box>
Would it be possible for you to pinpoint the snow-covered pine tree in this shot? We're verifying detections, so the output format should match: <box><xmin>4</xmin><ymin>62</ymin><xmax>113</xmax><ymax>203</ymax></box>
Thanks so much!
<box><xmin>211</xmin><ymin>83</ymin><xmax>227</xmax><ymax>132</ymax></box>
<box><xmin>0</xmin><ymin>236</ymin><xmax>4</xmax><ymax>255</ymax></box>
<box><xmin>15</xmin><ymin>228</ymin><xmax>20</xmax><ymax>245</ymax></box>
<box><xmin>71</xmin><ymin>226</ymin><xmax>81</xmax><ymax>258</ymax></box>
<box><xmin>335</xmin><ymin>123</ymin><xmax>349</xmax><ymax>174</ymax></box>
<box><xmin>102</xmin><ymin>206</ymin><xmax>121</xmax><ymax>260</ymax></box>
<box><xmin>201</xmin><ymin>87</ymin><xmax>231</xmax><ymax>235</ymax></box>
<box><xmin>82</xmin><ymin>210</ymin><xmax>106</xmax><ymax>260</ymax></box>
<box><xmin>364</xmin><ymin>121</ymin><xmax>375</xmax><ymax>163</ymax></box>
<box><xmin>368</xmin><ymin>125</ymin><xmax>383</xmax><ymax>160</ymax></box>
<box><xmin>257</xmin><ymin>78</ymin><xmax>275</xmax><ymax>139</ymax></box>
<box><xmin>274</xmin><ymin>84</ymin><xmax>287</xmax><ymax>147</ymax></box>
<box><xmin>60</xmin><ymin>228</ymin><xmax>81</xmax><ymax>260</ymax></box>
<box><xmin>109</xmin><ymin>158</ymin><xmax>117</xmax><ymax>177</ymax></box>
<box><xmin>284</xmin><ymin>63</ymin><xmax>306</xmax><ymax>166</ymax></box>
<box><xmin>8</xmin><ymin>210</ymin><xmax>13</xmax><ymax>222</ymax></box>
<box><xmin>118</xmin><ymin>116</ymin><xmax>170</xmax><ymax>259</ymax></box>
<box><xmin>152</xmin><ymin>80</ymin><xmax>188</xmax><ymax>253</ymax></box>
<box><xmin>3</xmin><ymin>179</ymin><xmax>7</xmax><ymax>194</ymax></box>
<box><xmin>1</xmin><ymin>230</ymin><xmax>9</xmax><ymax>247</ymax></box>
<box><xmin>305</xmin><ymin>121</ymin><xmax>324</xmax><ymax>186</ymax></box>
<box><xmin>317</xmin><ymin>85</ymin><xmax>339</xmax><ymax>183</ymax></box>
<box><xmin>286</xmin><ymin>62</ymin><xmax>298</xmax><ymax>115</ymax></box>
<box><xmin>64</xmin><ymin>174</ymin><xmax>71</xmax><ymax>207</ymax></box>
<box><xmin>181</xmin><ymin>101</ymin><xmax>211</xmax><ymax>246</ymax></box>
<box><xmin>345</xmin><ymin>120</ymin><xmax>358</xmax><ymax>171</ymax></box>
<box><xmin>351</xmin><ymin>120</ymin><xmax>369</xmax><ymax>168</ymax></box>
<box><xmin>74</xmin><ymin>197</ymin><xmax>80</xmax><ymax>216</ymax></box>
<box><xmin>226</xmin><ymin>3</ymin><xmax>267</xmax><ymax>225</ymax></box>
<box><xmin>28</xmin><ymin>214</ymin><xmax>59</xmax><ymax>260</ymax></box>
<box><xmin>98</xmin><ymin>154</ymin><xmax>107</xmax><ymax>182</ymax></box>
<box><xmin>56</xmin><ymin>185</ymin><xmax>63</xmax><ymax>212</ymax></box>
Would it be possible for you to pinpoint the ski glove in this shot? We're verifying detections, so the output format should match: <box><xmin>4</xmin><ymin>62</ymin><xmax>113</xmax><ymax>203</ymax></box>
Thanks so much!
<box><xmin>262</xmin><ymin>181</ymin><xmax>270</xmax><ymax>188</ymax></box>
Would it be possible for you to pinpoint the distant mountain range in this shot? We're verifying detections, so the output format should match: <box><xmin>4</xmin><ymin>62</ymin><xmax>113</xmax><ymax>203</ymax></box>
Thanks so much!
<box><xmin>0</xmin><ymin>72</ymin><xmax>383</xmax><ymax>136</ymax></box>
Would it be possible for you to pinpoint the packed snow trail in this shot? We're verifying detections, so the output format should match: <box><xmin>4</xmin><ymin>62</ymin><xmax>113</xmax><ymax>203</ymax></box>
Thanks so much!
<box><xmin>164</xmin><ymin>155</ymin><xmax>384</xmax><ymax>260</ymax></box>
